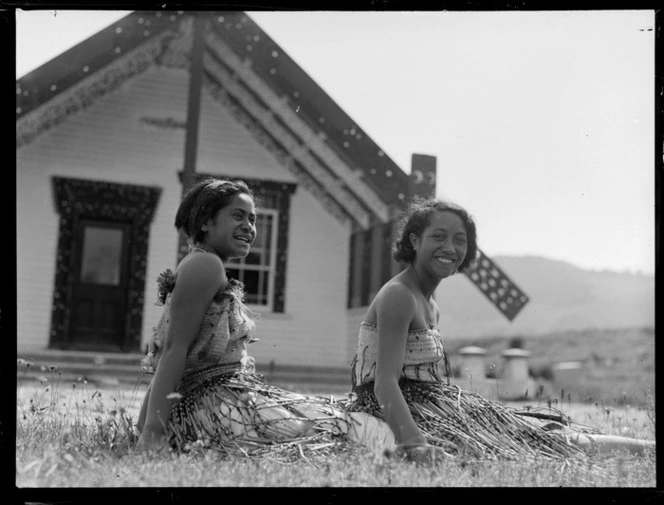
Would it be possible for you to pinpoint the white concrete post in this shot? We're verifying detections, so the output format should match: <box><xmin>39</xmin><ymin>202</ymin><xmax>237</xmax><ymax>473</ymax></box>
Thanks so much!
<box><xmin>458</xmin><ymin>346</ymin><xmax>487</xmax><ymax>382</ymax></box>
<box><xmin>457</xmin><ymin>346</ymin><xmax>494</xmax><ymax>397</ymax></box>
<box><xmin>498</xmin><ymin>348</ymin><xmax>534</xmax><ymax>400</ymax></box>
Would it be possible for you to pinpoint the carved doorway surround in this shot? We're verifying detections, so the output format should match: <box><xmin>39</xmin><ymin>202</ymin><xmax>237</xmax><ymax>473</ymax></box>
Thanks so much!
<box><xmin>50</xmin><ymin>177</ymin><xmax>161</xmax><ymax>352</ymax></box>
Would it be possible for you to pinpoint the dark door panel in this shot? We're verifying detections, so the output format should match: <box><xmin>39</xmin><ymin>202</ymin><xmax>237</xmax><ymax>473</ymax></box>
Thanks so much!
<box><xmin>68</xmin><ymin>220</ymin><xmax>130</xmax><ymax>350</ymax></box>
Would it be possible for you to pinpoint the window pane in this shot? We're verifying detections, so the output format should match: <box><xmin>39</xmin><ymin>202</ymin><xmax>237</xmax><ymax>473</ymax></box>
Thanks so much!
<box><xmin>225</xmin><ymin>211</ymin><xmax>275</xmax><ymax>307</ymax></box>
<box><xmin>226</xmin><ymin>268</ymin><xmax>268</xmax><ymax>305</ymax></box>
<box><xmin>80</xmin><ymin>226</ymin><xmax>123</xmax><ymax>286</ymax></box>
<box><xmin>245</xmin><ymin>214</ymin><xmax>273</xmax><ymax>266</ymax></box>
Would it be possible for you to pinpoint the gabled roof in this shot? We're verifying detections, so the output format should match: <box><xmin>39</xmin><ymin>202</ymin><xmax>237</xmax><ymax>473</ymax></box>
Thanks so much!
<box><xmin>206</xmin><ymin>13</ymin><xmax>409</xmax><ymax>204</ymax></box>
<box><xmin>17</xmin><ymin>11</ymin><xmax>421</xmax><ymax>229</ymax></box>
<box><xmin>16</xmin><ymin>12</ymin><xmax>176</xmax><ymax>119</ymax></box>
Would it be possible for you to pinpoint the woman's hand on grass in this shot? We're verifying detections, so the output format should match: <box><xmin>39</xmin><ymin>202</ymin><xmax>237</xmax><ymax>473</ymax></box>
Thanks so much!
<box><xmin>135</xmin><ymin>427</ymin><xmax>169</xmax><ymax>453</ymax></box>
<box><xmin>396</xmin><ymin>443</ymin><xmax>449</xmax><ymax>465</ymax></box>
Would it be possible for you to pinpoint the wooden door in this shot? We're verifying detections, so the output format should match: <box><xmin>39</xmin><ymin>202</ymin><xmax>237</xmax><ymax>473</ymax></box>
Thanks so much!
<box><xmin>68</xmin><ymin>220</ymin><xmax>130</xmax><ymax>350</ymax></box>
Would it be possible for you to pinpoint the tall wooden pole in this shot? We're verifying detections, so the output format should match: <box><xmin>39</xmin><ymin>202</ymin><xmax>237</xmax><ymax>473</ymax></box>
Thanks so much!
<box><xmin>178</xmin><ymin>13</ymin><xmax>206</xmax><ymax>262</ymax></box>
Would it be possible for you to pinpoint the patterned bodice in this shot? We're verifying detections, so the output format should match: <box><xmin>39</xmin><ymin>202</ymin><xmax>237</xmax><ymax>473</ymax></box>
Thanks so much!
<box><xmin>142</xmin><ymin>261</ymin><xmax>258</xmax><ymax>387</ymax></box>
<box><xmin>351</xmin><ymin>322</ymin><xmax>450</xmax><ymax>389</ymax></box>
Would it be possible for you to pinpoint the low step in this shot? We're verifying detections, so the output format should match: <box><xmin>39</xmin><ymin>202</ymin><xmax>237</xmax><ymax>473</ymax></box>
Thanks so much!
<box><xmin>17</xmin><ymin>352</ymin><xmax>352</xmax><ymax>391</ymax></box>
<box><xmin>17</xmin><ymin>367</ymin><xmax>350</xmax><ymax>386</ymax></box>
<box><xmin>17</xmin><ymin>350</ymin><xmax>144</xmax><ymax>367</ymax></box>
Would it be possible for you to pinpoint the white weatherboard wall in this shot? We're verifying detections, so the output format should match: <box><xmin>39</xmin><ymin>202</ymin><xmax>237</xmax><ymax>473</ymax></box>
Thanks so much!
<box><xmin>180</xmin><ymin>79</ymin><xmax>354</xmax><ymax>369</ymax></box>
<box><xmin>195</xmin><ymin>87</ymin><xmax>298</xmax><ymax>181</ymax></box>
<box><xmin>16</xmin><ymin>164</ymin><xmax>60</xmax><ymax>352</ymax></box>
<box><xmin>249</xmin><ymin>188</ymin><xmax>352</xmax><ymax>370</ymax></box>
<box><xmin>17</xmin><ymin>63</ymin><xmax>355</xmax><ymax>369</ymax></box>
<box><xmin>17</xmin><ymin>65</ymin><xmax>189</xmax><ymax>352</ymax></box>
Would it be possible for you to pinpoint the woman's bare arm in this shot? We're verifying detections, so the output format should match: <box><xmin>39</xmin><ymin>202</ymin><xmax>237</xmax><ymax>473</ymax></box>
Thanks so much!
<box><xmin>373</xmin><ymin>284</ymin><xmax>426</xmax><ymax>446</ymax></box>
<box><xmin>136</xmin><ymin>385</ymin><xmax>150</xmax><ymax>433</ymax></box>
<box><xmin>136</xmin><ymin>254</ymin><xmax>225</xmax><ymax>450</ymax></box>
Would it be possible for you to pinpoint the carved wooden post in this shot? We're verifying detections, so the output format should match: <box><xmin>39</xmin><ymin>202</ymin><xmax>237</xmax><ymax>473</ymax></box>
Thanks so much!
<box><xmin>178</xmin><ymin>13</ymin><xmax>206</xmax><ymax>262</ymax></box>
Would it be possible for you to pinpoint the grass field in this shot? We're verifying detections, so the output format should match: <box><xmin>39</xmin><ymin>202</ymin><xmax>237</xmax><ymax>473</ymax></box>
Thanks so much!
<box><xmin>15</xmin><ymin>365</ymin><xmax>656</xmax><ymax>489</ymax></box>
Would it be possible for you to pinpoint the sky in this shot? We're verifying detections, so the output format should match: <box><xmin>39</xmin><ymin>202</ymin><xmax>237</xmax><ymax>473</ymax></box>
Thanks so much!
<box><xmin>15</xmin><ymin>9</ymin><xmax>656</xmax><ymax>275</ymax></box>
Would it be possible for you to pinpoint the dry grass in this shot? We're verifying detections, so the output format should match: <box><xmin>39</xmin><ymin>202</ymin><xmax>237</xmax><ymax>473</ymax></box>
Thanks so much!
<box><xmin>15</xmin><ymin>364</ymin><xmax>656</xmax><ymax>489</ymax></box>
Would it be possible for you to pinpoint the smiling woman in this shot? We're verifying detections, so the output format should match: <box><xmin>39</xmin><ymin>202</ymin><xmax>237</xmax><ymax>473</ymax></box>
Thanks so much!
<box><xmin>135</xmin><ymin>177</ymin><xmax>365</xmax><ymax>459</ymax></box>
<box><xmin>347</xmin><ymin>196</ymin><xmax>656</xmax><ymax>464</ymax></box>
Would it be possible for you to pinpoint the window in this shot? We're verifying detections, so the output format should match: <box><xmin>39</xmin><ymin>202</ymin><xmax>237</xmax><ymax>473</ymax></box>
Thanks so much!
<box><xmin>80</xmin><ymin>226</ymin><xmax>124</xmax><ymax>286</ymax></box>
<box><xmin>179</xmin><ymin>172</ymin><xmax>296</xmax><ymax>313</ymax></box>
<box><xmin>347</xmin><ymin>221</ymin><xmax>399</xmax><ymax>309</ymax></box>
<box><xmin>226</xmin><ymin>209</ymin><xmax>278</xmax><ymax>308</ymax></box>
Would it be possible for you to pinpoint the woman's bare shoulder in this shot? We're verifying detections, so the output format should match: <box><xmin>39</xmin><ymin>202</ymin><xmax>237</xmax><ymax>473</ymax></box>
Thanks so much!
<box><xmin>377</xmin><ymin>277</ymin><xmax>416</xmax><ymax>300</ymax></box>
<box><xmin>174</xmin><ymin>252</ymin><xmax>226</xmax><ymax>292</ymax></box>
<box><xmin>365</xmin><ymin>278</ymin><xmax>417</xmax><ymax>320</ymax></box>
<box><xmin>176</xmin><ymin>250</ymin><xmax>223</xmax><ymax>272</ymax></box>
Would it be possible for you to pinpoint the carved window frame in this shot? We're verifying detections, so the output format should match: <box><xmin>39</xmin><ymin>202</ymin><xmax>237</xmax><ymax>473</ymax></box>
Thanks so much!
<box><xmin>179</xmin><ymin>172</ymin><xmax>296</xmax><ymax>313</ymax></box>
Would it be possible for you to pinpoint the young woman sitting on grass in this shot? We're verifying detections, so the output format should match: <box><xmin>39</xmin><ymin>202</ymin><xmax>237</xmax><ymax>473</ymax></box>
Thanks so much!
<box><xmin>135</xmin><ymin>177</ymin><xmax>373</xmax><ymax>458</ymax></box>
<box><xmin>347</xmin><ymin>197</ymin><xmax>656</xmax><ymax>464</ymax></box>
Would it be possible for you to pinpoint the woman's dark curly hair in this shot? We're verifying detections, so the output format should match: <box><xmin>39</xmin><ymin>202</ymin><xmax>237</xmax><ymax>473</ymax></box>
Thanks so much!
<box><xmin>174</xmin><ymin>177</ymin><xmax>256</xmax><ymax>243</ymax></box>
<box><xmin>393</xmin><ymin>197</ymin><xmax>478</xmax><ymax>274</ymax></box>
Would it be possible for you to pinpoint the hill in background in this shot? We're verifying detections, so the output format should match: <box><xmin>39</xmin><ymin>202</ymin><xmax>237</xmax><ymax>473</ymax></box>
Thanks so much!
<box><xmin>445</xmin><ymin>326</ymin><xmax>655</xmax><ymax>407</ymax></box>
<box><xmin>436</xmin><ymin>255</ymin><xmax>654</xmax><ymax>338</ymax></box>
